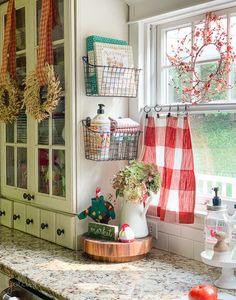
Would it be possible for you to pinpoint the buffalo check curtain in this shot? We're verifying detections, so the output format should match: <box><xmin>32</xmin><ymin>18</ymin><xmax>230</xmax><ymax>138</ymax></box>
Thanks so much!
<box><xmin>1</xmin><ymin>0</ymin><xmax>16</xmax><ymax>81</ymax></box>
<box><xmin>140</xmin><ymin>115</ymin><xmax>196</xmax><ymax>224</ymax></box>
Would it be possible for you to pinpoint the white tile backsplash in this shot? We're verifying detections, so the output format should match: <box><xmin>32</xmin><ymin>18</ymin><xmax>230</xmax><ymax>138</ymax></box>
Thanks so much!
<box><xmin>180</xmin><ymin>226</ymin><xmax>204</xmax><ymax>243</ymax></box>
<box><xmin>168</xmin><ymin>235</ymin><xmax>194</xmax><ymax>259</ymax></box>
<box><xmin>193</xmin><ymin>241</ymin><xmax>205</xmax><ymax>262</ymax></box>
<box><xmin>154</xmin><ymin>232</ymin><xmax>168</xmax><ymax>251</ymax></box>
<box><xmin>148</xmin><ymin>216</ymin><xmax>205</xmax><ymax>261</ymax></box>
<box><xmin>157</xmin><ymin>220</ymin><xmax>181</xmax><ymax>236</ymax></box>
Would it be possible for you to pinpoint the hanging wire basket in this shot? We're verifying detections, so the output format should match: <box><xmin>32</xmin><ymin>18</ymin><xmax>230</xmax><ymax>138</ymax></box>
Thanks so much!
<box><xmin>82</xmin><ymin>57</ymin><xmax>141</xmax><ymax>98</ymax></box>
<box><xmin>82</xmin><ymin>119</ymin><xmax>141</xmax><ymax>161</ymax></box>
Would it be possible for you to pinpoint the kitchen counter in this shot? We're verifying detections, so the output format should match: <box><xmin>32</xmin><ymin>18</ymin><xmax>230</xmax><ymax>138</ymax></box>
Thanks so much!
<box><xmin>0</xmin><ymin>226</ymin><xmax>235</xmax><ymax>300</ymax></box>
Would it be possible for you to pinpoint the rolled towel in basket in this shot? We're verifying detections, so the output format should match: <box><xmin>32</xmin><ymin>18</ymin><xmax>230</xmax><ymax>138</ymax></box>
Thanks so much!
<box><xmin>109</xmin><ymin>117</ymin><xmax>140</xmax><ymax>131</ymax></box>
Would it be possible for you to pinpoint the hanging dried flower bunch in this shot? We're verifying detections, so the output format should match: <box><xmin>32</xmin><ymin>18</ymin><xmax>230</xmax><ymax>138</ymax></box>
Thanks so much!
<box><xmin>24</xmin><ymin>64</ymin><xmax>61</xmax><ymax>122</ymax></box>
<box><xmin>0</xmin><ymin>74</ymin><xmax>21</xmax><ymax>123</ymax></box>
<box><xmin>0</xmin><ymin>0</ymin><xmax>21</xmax><ymax>123</ymax></box>
<box><xmin>167</xmin><ymin>12</ymin><xmax>236</xmax><ymax>103</ymax></box>
<box><xmin>24</xmin><ymin>0</ymin><xmax>61</xmax><ymax>121</ymax></box>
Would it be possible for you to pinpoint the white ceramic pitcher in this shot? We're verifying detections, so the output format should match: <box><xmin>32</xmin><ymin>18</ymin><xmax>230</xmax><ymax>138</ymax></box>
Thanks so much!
<box><xmin>120</xmin><ymin>195</ymin><xmax>152</xmax><ymax>238</ymax></box>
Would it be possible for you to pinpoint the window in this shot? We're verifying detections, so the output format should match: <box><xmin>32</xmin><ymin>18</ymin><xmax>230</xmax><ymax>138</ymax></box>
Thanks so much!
<box><xmin>149</xmin><ymin>6</ymin><xmax>236</xmax><ymax>209</ymax></box>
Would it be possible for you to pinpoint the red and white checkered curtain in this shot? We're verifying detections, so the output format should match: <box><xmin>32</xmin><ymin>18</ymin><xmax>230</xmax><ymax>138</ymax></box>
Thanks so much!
<box><xmin>1</xmin><ymin>0</ymin><xmax>16</xmax><ymax>82</ymax></box>
<box><xmin>140</xmin><ymin>115</ymin><xmax>196</xmax><ymax>224</ymax></box>
<box><xmin>36</xmin><ymin>0</ymin><xmax>56</xmax><ymax>85</ymax></box>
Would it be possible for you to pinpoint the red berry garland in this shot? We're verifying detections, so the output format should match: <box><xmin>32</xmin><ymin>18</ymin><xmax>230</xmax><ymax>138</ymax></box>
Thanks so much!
<box><xmin>167</xmin><ymin>12</ymin><xmax>236</xmax><ymax>103</ymax></box>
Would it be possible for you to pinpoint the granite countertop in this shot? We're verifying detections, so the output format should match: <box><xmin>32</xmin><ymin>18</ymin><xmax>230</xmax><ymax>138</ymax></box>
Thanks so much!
<box><xmin>0</xmin><ymin>226</ymin><xmax>235</xmax><ymax>300</ymax></box>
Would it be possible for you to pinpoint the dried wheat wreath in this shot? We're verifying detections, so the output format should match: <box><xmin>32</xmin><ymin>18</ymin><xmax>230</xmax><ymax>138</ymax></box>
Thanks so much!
<box><xmin>24</xmin><ymin>64</ymin><xmax>61</xmax><ymax>122</ymax></box>
<box><xmin>0</xmin><ymin>74</ymin><xmax>21</xmax><ymax>123</ymax></box>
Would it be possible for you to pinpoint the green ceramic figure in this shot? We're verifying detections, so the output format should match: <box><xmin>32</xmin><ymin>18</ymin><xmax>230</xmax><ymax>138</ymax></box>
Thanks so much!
<box><xmin>78</xmin><ymin>187</ymin><xmax>116</xmax><ymax>224</ymax></box>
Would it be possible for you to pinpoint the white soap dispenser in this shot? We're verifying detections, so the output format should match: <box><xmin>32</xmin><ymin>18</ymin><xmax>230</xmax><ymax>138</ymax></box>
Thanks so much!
<box><xmin>90</xmin><ymin>104</ymin><xmax>110</xmax><ymax>160</ymax></box>
<box><xmin>204</xmin><ymin>187</ymin><xmax>230</xmax><ymax>259</ymax></box>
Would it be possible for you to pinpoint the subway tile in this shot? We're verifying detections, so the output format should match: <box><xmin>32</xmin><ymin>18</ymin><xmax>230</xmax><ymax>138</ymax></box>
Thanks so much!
<box><xmin>193</xmin><ymin>241</ymin><xmax>205</xmax><ymax>262</ymax></box>
<box><xmin>153</xmin><ymin>232</ymin><xmax>168</xmax><ymax>251</ymax></box>
<box><xmin>168</xmin><ymin>235</ymin><xmax>194</xmax><ymax>259</ymax></box>
<box><xmin>180</xmin><ymin>226</ymin><xmax>204</xmax><ymax>243</ymax></box>
<box><xmin>157</xmin><ymin>221</ymin><xmax>181</xmax><ymax>236</ymax></box>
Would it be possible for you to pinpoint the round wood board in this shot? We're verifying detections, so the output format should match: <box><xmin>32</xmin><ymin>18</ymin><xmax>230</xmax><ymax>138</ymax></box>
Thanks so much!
<box><xmin>81</xmin><ymin>235</ymin><xmax>152</xmax><ymax>263</ymax></box>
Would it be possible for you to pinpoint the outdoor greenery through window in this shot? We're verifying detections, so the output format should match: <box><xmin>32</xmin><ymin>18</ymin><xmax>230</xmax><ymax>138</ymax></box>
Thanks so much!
<box><xmin>156</xmin><ymin>7</ymin><xmax>236</xmax><ymax>204</ymax></box>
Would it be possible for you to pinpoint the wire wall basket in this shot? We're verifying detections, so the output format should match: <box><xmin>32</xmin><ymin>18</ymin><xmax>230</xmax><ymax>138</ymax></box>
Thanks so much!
<box><xmin>82</xmin><ymin>56</ymin><xmax>141</xmax><ymax>98</ymax></box>
<box><xmin>82</xmin><ymin>120</ymin><xmax>141</xmax><ymax>161</ymax></box>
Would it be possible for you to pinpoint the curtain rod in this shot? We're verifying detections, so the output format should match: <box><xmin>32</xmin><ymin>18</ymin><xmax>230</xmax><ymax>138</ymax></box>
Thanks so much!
<box><xmin>143</xmin><ymin>103</ymin><xmax>236</xmax><ymax>115</ymax></box>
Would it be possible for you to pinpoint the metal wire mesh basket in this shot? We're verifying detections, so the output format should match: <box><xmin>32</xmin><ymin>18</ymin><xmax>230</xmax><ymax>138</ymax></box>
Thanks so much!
<box><xmin>82</xmin><ymin>56</ymin><xmax>141</xmax><ymax>98</ymax></box>
<box><xmin>82</xmin><ymin>119</ymin><xmax>141</xmax><ymax>161</ymax></box>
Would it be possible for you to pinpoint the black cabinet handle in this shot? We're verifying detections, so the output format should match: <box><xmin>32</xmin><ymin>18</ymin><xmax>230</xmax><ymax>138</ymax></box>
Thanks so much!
<box><xmin>41</xmin><ymin>223</ymin><xmax>48</xmax><ymax>230</ymax></box>
<box><xmin>13</xmin><ymin>214</ymin><xmax>20</xmax><ymax>220</ymax></box>
<box><xmin>57</xmin><ymin>228</ymin><xmax>64</xmax><ymax>236</ymax></box>
<box><xmin>0</xmin><ymin>211</ymin><xmax>6</xmax><ymax>216</ymax></box>
<box><xmin>23</xmin><ymin>193</ymin><xmax>35</xmax><ymax>201</ymax></box>
<box><xmin>26</xmin><ymin>218</ymin><xmax>33</xmax><ymax>225</ymax></box>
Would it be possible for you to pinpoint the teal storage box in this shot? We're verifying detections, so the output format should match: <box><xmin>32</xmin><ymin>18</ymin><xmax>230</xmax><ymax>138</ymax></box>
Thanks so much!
<box><xmin>86</xmin><ymin>35</ymin><xmax>128</xmax><ymax>95</ymax></box>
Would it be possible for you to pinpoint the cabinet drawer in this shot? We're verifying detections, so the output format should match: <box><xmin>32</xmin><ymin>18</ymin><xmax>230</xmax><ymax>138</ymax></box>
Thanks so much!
<box><xmin>55</xmin><ymin>214</ymin><xmax>75</xmax><ymax>249</ymax></box>
<box><xmin>40</xmin><ymin>210</ymin><xmax>55</xmax><ymax>242</ymax></box>
<box><xmin>26</xmin><ymin>206</ymin><xmax>40</xmax><ymax>237</ymax></box>
<box><xmin>0</xmin><ymin>199</ymin><xmax>13</xmax><ymax>228</ymax></box>
<box><xmin>13</xmin><ymin>202</ymin><xmax>26</xmax><ymax>232</ymax></box>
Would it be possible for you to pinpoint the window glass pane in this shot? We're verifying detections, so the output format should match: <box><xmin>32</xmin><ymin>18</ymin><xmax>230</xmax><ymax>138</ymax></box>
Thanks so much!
<box><xmin>16</xmin><ymin>7</ymin><xmax>25</xmax><ymax>51</ymax></box>
<box><xmin>191</xmin><ymin>113</ymin><xmax>236</xmax><ymax>200</ymax></box>
<box><xmin>166</xmin><ymin>26</ymin><xmax>191</xmax><ymax>66</ymax></box>
<box><xmin>6</xmin><ymin>124</ymin><xmax>14</xmax><ymax>143</ymax></box>
<box><xmin>52</xmin><ymin>96</ymin><xmax>65</xmax><ymax>145</ymax></box>
<box><xmin>52</xmin><ymin>150</ymin><xmax>65</xmax><ymax>197</ymax></box>
<box><xmin>17</xmin><ymin>147</ymin><xmax>27</xmax><ymax>189</ymax></box>
<box><xmin>231</xmin><ymin>63</ymin><xmax>236</xmax><ymax>100</ymax></box>
<box><xmin>38</xmin><ymin>149</ymin><xmax>49</xmax><ymax>194</ymax></box>
<box><xmin>230</xmin><ymin>15</ymin><xmax>236</xmax><ymax>53</ymax></box>
<box><xmin>6</xmin><ymin>146</ymin><xmax>14</xmax><ymax>186</ymax></box>
<box><xmin>17</xmin><ymin>110</ymin><xmax>27</xmax><ymax>144</ymax></box>
<box><xmin>38</xmin><ymin>119</ymin><xmax>49</xmax><ymax>145</ymax></box>
<box><xmin>194</xmin><ymin>18</ymin><xmax>227</xmax><ymax>61</ymax></box>
<box><xmin>54</xmin><ymin>45</ymin><xmax>65</xmax><ymax>91</ymax></box>
<box><xmin>16</xmin><ymin>55</ymin><xmax>26</xmax><ymax>90</ymax></box>
<box><xmin>195</xmin><ymin>62</ymin><xmax>227</xmax><ymax>101</ymax></box>
<box><xmin>167</xmin><ymin>68</ymin><xmax>192</xmax><ymax>103</ymax></box>
<box><xmin>37</xmin><ymin>0</ymin><xmax>64</xmax><ymax>43</ymax></box>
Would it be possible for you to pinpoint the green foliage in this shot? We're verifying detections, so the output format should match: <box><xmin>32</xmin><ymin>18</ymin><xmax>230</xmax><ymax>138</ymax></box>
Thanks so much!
<box><xmin>112</xmin><ymin>160</ymin><xmax>161</xmax><ymax>203</ymax></box>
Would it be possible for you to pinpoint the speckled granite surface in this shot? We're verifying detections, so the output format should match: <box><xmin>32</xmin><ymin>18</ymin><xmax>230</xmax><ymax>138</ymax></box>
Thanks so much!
<box><xmin>0</xmin><ymin>226</ymin><xmax>235</xmax><ymax>300</ymax></box>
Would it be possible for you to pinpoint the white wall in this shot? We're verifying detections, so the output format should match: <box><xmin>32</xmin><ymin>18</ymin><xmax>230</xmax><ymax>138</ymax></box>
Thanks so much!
<box><xmin>129</xmin><ymin>0</ymin><xmax>215</xmax><ymax>21</ymax></box>
<box><xmin>75</xmin><ymin>0</ymin><xmax>129</xmax><ymax>234</ymax></box>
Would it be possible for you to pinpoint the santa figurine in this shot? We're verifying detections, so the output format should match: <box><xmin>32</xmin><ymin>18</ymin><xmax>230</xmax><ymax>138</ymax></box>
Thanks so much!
<box><xmin>119</xmin><ymin>223</ymin><xmax>135</xmax><ymax>243</ymax></box>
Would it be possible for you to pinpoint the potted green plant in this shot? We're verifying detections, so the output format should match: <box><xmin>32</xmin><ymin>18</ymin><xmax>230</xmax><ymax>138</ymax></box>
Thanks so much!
<box><xmin>112</xmin><ymin>160</ymin><xmax>161</xmax><ymax>238</ymax></box>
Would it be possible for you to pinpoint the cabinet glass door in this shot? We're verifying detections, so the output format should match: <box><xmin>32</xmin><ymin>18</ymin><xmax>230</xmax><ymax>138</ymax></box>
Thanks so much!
<box><xmin>2</xmin><ymin>3</ymin><xmax>28</xmax><ymax>198</ymax></box>
<box><xmin>36</xmin><ymin>0</ymin><xmax>66</xmax><ymax>199</ymax></box>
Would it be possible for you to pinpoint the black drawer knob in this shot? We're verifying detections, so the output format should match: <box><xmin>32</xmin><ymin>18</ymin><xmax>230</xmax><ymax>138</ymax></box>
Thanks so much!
<box><xmin>57</xmin><ymin>228</ymin><xmax>65</xmax><ymax>236</ymax></box>
<box><xmin>41</xmin><ymin>223</ymin><xmax>48</xmax><ymax>230</ymax></box>
<box><xmin>0</xmin><ymin>211</ymin><xmax>6</xmax><ymax>216</ymax></box>
<box><xmin>13</xmin><ymin>214</ymin><xmax>20</xmax><ymax>220</ymax></box>
<box><xmin>26</xmin><ymin>218</ymin><xmax>33</xmax><ymax>225</ymax></box>
<box><xmin>23</xmin><ymin>193</ymin><xmax>35</xmax><ymax>201</ymax></box>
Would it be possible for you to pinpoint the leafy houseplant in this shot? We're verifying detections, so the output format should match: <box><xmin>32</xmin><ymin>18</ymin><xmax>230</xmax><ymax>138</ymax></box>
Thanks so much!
<box><xmin>112</xmin><ymin>160</ymin><xmax>161</xmax><ymax>203</ymax></box>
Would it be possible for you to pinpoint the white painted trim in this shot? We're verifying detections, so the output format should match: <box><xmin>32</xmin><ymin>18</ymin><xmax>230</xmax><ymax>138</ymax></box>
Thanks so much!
<box><xmin>128</xmin><ymin>0</ymin><xmax>236</xmax><ymax>25</ymax></box>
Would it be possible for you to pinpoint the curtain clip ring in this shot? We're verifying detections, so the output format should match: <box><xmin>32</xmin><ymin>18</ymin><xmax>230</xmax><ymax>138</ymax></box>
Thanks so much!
<box><xmin>144</xmin><ymin>105</ymin><xmax>151</xmax><ymax>118</ymax></box>
<box><xmin>154</xmin><ymin>105</ymin><xmax>162</xmax><ymax>118</ymax></box>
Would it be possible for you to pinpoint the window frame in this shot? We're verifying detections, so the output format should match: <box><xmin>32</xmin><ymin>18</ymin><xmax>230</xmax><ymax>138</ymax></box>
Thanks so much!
<box><xmin>130</xmin><ymin>1</ymin><xmax>236</xmax><ymax>213</ymax></box>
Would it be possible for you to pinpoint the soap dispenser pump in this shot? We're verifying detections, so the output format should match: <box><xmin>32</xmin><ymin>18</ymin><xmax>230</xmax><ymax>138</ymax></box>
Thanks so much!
<box><xmin>212</xmin><ymin>187</ymin><xmax>221</xmax><ymax>206</ymax></box>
